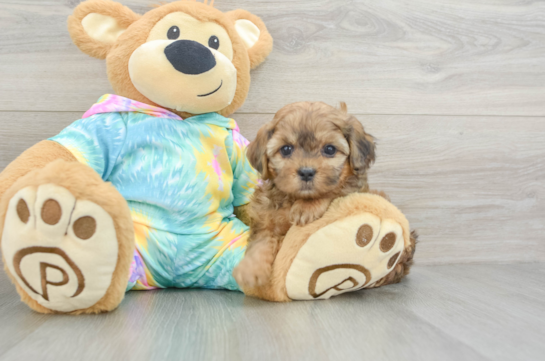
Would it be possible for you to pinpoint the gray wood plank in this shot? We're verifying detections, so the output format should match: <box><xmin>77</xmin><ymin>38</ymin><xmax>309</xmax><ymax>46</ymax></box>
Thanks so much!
<box><xmin>0</xmin><ymin>263</ymin><xmax>544</xmax><ymax>361</ymax></box>
<box><xmin>391</xmin><ymin>263</ymin><xmax>545</xmax><ymax>361</ymax></box>
<box><xmin>0</xmin><ymin>112</ymin><xmax>77</xmax><ymax>170</ymax></box>
<box><xmin>1</xmin><ymin>0</ymin><xmax>545</xmax><ymax>115</ymax></box>
<box><xmin>0</xmin><ymin>273</ymin><xmax>49</xmax><ymax>355</ymax></box>
<box><xmin>1</xmin><ymin>112</ymin><xmax>544</xmax><ymax>265</ymax></box>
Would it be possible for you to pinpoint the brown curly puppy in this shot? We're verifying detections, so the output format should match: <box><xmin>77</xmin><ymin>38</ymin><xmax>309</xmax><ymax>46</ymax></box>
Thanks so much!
<box><xmin>233</xmin><ymin>101</ymin><xmax>377</xmax><ymax>289</ymax></box>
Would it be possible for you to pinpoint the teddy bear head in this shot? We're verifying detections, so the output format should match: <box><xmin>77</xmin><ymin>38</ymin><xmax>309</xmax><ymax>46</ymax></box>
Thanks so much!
<box><xmin>68</xmin><ymin>0</ymin><xmax>273</xmax><ymax>117</ymax></box>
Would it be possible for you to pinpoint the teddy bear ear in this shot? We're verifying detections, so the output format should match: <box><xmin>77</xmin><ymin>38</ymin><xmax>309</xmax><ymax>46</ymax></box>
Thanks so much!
<box><xmin>227</xmin><ymin>10</ymin><xmax>273</xmax><ymax>69</ymax></box>
<box><xmin>67</xmin><ymin>0</ymin><xmax>140</xmax><ymax>59</ymax></box>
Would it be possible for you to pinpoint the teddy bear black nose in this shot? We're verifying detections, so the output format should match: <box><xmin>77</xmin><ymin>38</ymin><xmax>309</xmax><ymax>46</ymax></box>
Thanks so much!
<box><xmin>298</xmin><ymin>168</ymin><xmax>316</xmax><ymax>182</ymax></box>
<box><xmin>164</xmin><ymin>40</ymin><xmax>217</xmax><ymax>75</ymax></box>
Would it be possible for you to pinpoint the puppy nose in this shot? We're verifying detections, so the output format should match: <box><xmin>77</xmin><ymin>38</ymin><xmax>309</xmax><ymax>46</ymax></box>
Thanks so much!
<box><xmin>298</xmin><ymin>168</ymin><xmax>316</xmax><ymax>182</ymax></box>
<box><xmin>164</xmin><ymin>40</ymin><xmax>216</xmax><ymax>75</ymax></box>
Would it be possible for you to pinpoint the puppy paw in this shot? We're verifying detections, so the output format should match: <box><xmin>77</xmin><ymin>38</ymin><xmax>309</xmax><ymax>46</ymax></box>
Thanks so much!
<box><xmin>289</xmin><ymin>199</ymin><xmax>331</xmax><ymax>226</ymax></box>
<box><xmin>233</xmin><ymin>256</ymin><xmax>272</xmax><ymax>290</ymax></box>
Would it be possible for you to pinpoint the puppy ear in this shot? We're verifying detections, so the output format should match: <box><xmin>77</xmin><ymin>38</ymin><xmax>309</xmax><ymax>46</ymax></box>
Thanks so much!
<box><xmin>340</xmin><ymin>104</ymin><xmax>376</xmax><ymax>175</ymax></box>
<box><xmin>227</xmin><ymin>10</ymin><xmax>273</xmax><ymax>69</ymax></box>
<box><xmin>68</xmin><ymin>0</ymin><xmax>140</xmax><ymax>59</ymax></box>
<box><xmin>247</xmin><ymin>124</ymin><xmax>273</xmax><ymax>180</ymax></box>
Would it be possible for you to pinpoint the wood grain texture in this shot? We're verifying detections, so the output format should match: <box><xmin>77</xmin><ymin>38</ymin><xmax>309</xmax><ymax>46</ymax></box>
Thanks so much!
<box><xmin>0</xmin><ymin>112</ymin><xmax>76</xmax><ymax>171</ymax></box>
<box><xmin>0</xmin><ymin>263</ymin><xmax>544</xmax><ymax>361</ymax></box>
<box><xmin>1</xmin><ymin>0</ymin><xmax>545</xmax><ymax>115</ymax></box>
<box><xmin>1</xmin><ymin>112</ymin><xmax>544</xmax><ymax>265</ymax></box>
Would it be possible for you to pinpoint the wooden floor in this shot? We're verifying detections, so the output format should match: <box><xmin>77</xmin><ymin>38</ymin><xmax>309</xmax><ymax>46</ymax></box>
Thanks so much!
<box><xmin>0</xmin><ymin>1</ymin><xmax>544</xmax><ymax>360</ymax></box>
<box><xmin>0</xmin><ymin>263</ymin><xmax>543</xmax><ymax>361</ymax></box>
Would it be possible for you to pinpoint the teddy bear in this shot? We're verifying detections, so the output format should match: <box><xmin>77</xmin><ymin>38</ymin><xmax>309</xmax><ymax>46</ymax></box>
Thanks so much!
<box><xmin>0</xmin><ymin>0</ymin><xmax>416</xmax><ymax>314</ymax></box>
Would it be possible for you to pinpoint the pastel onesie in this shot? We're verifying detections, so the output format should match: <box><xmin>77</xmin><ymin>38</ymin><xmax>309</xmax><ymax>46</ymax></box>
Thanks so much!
<box><xmin>49</xmin><ymin>95</ymin><xmax>258</xmax><ymax>292</ymax></box>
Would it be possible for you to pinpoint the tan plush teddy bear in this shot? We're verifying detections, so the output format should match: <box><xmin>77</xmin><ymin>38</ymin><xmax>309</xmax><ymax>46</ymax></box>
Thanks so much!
<box><xmin>0</xmin><ymin>0</ymin><xmax>415</xmax><ymax>314</ymax></box>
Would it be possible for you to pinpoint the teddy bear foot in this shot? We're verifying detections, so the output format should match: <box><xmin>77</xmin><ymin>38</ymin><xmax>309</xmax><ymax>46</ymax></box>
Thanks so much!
<box><xmin>0</xmin><ymin>161</ymin><xmax>134</xmax><ymax>314</ymax></box>
<box><xmin>285</xmin><ymin>193</ymin><xmax>414</xmax><ymax>300</ymax></box>
<box><xmin>285</xmin><ymin>211</ymin><xmax>406</xmax><ymax>300</ymax></box>
<box><xmin>249</xmin><ymin>193</ymin><xmax>415</xmax><ymax>302</ymax></box>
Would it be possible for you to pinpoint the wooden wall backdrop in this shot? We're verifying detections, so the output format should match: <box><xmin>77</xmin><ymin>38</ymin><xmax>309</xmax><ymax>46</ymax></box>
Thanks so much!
<box><xmin>0</xmin><ymin>0</ymin><xmax>544</xmax><ymax>265</ymax></box>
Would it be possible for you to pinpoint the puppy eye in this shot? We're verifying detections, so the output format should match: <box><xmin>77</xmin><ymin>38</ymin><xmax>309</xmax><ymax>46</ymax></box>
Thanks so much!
<box><xmin>323</xmin><ymin>145</ymin><xmax>337</xmax><ymax>157</ymax></box>
<box><xmin>167</xmin><ymin>26</ymin><xmax>180</xmax><ymax>40</ymax></box>
<box><xmin>280</xmin><ymin>145</ymin><xmax>294</xmax><ymax>157</ymax></box>
<box><xmin>208</xmin><ymin>35</ymin><xmax>220</xmax><ymax>50</ymax></box>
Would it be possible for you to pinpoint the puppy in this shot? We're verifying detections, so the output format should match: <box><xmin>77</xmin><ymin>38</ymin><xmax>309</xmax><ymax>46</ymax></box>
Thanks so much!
<box><xmin>233</xmin><ymin>101</ymin><xmax>376</xmax><ymax>289</ymax></box>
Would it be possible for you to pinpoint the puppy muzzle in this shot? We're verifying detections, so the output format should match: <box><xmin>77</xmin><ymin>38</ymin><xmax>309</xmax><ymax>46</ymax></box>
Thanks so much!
<box><xmin>298</xmin><ymin>167</ymin><xmax>316</xmax><ymax>182</ymax></box>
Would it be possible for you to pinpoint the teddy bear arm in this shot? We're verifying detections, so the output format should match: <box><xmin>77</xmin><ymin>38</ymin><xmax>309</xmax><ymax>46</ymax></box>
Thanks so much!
<box><xmin>0</xmin><ymin>141</ymin><xmax>76</xmax><ymax>202</ymax></box>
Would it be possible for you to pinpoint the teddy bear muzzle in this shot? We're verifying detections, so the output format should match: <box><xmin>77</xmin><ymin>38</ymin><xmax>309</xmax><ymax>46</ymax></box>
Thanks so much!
<box><xmin>128</xmin><ymin>39</ymin><xmax>238</xmax><ymax>114</ymax></box>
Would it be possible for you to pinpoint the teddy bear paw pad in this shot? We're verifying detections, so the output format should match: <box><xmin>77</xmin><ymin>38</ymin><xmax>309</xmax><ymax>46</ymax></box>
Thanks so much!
<box><xmin>285</xmin><ymin>212</ymin><xmax>405</xmax><ymax>300</ymax></box>
<box><xmin>1</xmin><ymin>184</ymin><xmax>119</xmax><ymax>312</ymax></box>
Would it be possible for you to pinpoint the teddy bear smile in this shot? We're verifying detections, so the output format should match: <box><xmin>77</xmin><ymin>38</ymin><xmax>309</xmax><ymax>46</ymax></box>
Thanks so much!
<box><xmin>198</xmin><ymin>80</ymin><xmax>223</xmax><ymax>97</ymax></box>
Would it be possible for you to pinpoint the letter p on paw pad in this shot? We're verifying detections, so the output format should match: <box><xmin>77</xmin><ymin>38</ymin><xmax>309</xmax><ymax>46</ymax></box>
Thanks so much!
<box><xmin>1</xmin><ymin>184</ymin><xmax>119</xmax><ymax>313</ymax></box>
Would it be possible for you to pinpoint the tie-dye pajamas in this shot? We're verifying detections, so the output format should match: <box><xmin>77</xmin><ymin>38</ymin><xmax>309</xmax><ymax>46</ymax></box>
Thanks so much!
<box><xmin>49</xmin><ymin>95</ymin><xmax>258</xmax><ymax>292</ymax></box>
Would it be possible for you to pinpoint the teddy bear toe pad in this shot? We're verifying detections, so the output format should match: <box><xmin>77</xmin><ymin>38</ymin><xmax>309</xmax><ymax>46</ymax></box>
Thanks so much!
<box><xmin>286</xmin><ymin>212</ymin><xmax>404</xmax><ymax>300</ymax></box>
<box><xmin>1</xmin><ymin>184</ymin><xmax>118</xmax><ymax>312</ymax></box>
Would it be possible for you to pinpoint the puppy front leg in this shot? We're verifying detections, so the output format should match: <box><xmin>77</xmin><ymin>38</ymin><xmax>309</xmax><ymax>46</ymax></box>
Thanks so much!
<box><xmin>289</xmin><ymin>198</ymin><xmax>333</xmax><ymax>226</ymax></box>
<box><xmin>233</xmin><ymin>232</ymin><xmax>280</xmax><ymax>289</ymax></box>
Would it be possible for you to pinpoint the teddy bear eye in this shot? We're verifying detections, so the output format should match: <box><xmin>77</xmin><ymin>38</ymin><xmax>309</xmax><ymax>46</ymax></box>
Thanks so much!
<box><xmin>208</xmin><ymin>35</ymin><xmax>220</xmax><ymax>50</ymax></box>
<box><xmin>323</xmin><ymin>145</ymin><xmax>337</xmax><ymax>157</ymax></box>
<box><xmin>280</xmin><ymin>145</ymin><xmax>294</xmax><ymax>157</ymax></box>
<box><xmin>167</xmin><ymin>26</ymin><xmax>180</xmax><ymax>40</ymax></box>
